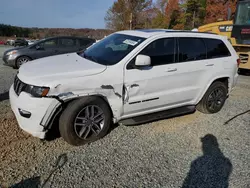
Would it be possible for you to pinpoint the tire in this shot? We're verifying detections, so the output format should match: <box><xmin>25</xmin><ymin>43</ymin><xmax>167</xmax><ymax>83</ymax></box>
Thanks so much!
<box><xmin>16</xmin><ymin>56</ymin><xmax>31</xmax><ymax>69</ymax></box>
<box><xmin>196</xmin><ymin>81</ymin><xmax>227</xmax><ymax>114</ymax></box>
<box><xmin>59</xmin><ymin>97</ymin><xmax>112</xmax><ymax>146</ymax></box>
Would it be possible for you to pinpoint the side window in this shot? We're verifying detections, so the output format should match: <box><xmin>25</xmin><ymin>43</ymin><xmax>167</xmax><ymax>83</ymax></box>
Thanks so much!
<box><xmin>140</xmin><ymin>38</ymin><xmax>175</xmax><ymax>66</ymax></box>
<box><xmin>40</xmin><ymin>39</ymin><xmax>57</xmax><ymax>49</ymax></box>
<box><xmin>59</xmin><ymin>38</ymin><xmax>76</xmax><ymax>47</ymax></box>
<box><xmin>178</xmin><ymin>38</ymin><xmax>206</xmax><ymax>62</ymax></box>
<box><xmin>204</xmin><ymin>39</ymin><xmax>231</xmax><ymax>58</ymax></box>
<box><xmin>127</xmin><ymin>38</ymin><xmax>176</xmax><ymax>69</ymax></box>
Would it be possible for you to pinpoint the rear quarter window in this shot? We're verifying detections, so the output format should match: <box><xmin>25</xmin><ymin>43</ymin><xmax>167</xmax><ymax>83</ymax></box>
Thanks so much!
<box><xmin>204</xmin><ymin>38</ymin><xmax>231</xmax><ymax>59</ymax></box>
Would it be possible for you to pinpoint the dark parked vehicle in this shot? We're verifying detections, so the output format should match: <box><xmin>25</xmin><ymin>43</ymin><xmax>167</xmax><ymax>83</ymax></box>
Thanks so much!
<box><xmin>14</xmin><ymin>38</ymin><xmax>28</xmax><ymax>47</ymax></box>
<box><xmin>3</xmin><ymin>36</ymin><xmax>96</xmax><ymax>68</ymax></box>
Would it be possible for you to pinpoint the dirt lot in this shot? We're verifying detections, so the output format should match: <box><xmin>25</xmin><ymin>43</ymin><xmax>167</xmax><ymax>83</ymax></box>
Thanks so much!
<box><xmin>0</xmin><ymin>46</ymin><xmax>249</xmax><ymax>188</ymax></box>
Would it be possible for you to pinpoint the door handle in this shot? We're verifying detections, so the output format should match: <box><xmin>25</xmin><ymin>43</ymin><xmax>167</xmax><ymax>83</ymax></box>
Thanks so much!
<box><xmin>206</xmin><ymin>63</ymin><xmax>214</xmax><ymax>66</ymax></box>
<box><xmin>166</xmin><ymin>68</ymin><xmax>177</xmax><ymax>72</ymax></box>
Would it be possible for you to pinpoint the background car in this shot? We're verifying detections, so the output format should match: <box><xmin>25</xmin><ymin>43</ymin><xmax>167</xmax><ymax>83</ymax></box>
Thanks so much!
<box><xmin>5</xmin><ymin>39</ymin><xmax>15</xmax><ymax>46</ymax></box>
<box><xmin>2</xmin><ymin>36</ymin><xmax>96</xmax><ymax>68</ymax></box>
<box><xmin>0</xmin><ymin>40</ymin><xmax>5</xmax><ymax>45</ymax></box>
<box><xmin>14</xmin><ymin>38</ymin><xmax>28</xmax><ymax>47</ymax></box>
<box><xmin>27</xmin><ymin>40</ymin><xmax>35</xmax><ymax>45</ymax></box>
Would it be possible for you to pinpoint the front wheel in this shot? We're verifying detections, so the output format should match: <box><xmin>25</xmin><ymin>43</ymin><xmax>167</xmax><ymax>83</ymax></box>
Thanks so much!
<box><xmin>59</xmin><ymin>97</ymin><xmax>112</xmax><ymax>146</ymax></box>
<box><xmin>16</xmin><ymin>56</ymin><xmax>31</xmax><ymax>69</ymax></box>
<box><xmin>196</xmin><ymin>81</ymin><xmax>227</xmax><ymax>114</ymax></box>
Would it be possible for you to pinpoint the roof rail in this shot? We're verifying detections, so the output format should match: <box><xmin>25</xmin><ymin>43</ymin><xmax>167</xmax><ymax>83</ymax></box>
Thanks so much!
<box><xmin>165</xmin><ymin>30</ymin><xmax>217</xmax><ymax>35</ymax></box>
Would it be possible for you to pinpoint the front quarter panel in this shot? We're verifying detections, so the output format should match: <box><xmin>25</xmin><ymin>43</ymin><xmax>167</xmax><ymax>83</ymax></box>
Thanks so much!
<box><xmin>47</xmin><ymin>66</ymin><xmax>124</xmax><ymax>121</ymax></box>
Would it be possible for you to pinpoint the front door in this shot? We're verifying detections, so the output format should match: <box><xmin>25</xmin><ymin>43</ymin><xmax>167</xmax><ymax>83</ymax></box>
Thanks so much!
<box><xmin>33</xmin><ymin>38</ymin><xmax>60</xmax><ymax>59</ymax></box>
<box><xmin>123</xmin><ymin>37</ymin><xmax>180</xmax><ymax>116</ymax></box>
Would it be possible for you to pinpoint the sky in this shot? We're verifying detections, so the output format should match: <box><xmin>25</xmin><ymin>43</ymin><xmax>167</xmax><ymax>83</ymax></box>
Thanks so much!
<box><xmin>0</xmin><ymin>0</ymin><xmax>115</xmax><ymax>29</ymax></box>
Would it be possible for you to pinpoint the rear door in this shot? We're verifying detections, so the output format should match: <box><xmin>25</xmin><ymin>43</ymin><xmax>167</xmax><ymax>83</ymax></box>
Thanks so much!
<box><xmin>202</xmin><ymin>38</ymin><xmax>233</xmax><ymax>88</ymax></box>
<box><xmin>176</xmin><ymin>37</ymin><xmax>216</xmax><ymax>103</ymax></box>
<box><xmin>204</xmin><ymin>38</ymin><xmax>232</xmax><ymax>69</ymax></box>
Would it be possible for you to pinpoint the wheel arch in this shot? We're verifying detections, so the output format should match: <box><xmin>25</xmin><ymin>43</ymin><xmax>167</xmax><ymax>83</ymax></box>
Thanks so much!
<box><xmin>15</xmin><ymin>55</ymin><xmax>33</xmax><ymax>68</ymax></box>
<box><xmin>196</xmin><ymin>76</ymin><xmax>229</xmax><ymax>104</ymax></box>
<box><xmin>45</xmin><ymin>94</ymin><xmax>116</xmax><ymax>131</ymax></box>
<box><xmin>63</xmin><ymin>95</ymin><xmax>115</xmax><ymax>118</ymax></box>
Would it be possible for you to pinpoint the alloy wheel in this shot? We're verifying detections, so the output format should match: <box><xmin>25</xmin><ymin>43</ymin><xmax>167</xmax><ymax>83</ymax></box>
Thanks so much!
<box><xmin>74</xmin><ymin>105</ymin><xmax>105</xmax><ymax>139</ymax></box>
<box><xmin>207</xmin><ymin>88</ymin><xmax>225</xmax><ymax>112</ymax></box>
<box><xmin>17</xmin><ymin>57</ymin><xmax>30</xmax><ymax>67</ymax></box>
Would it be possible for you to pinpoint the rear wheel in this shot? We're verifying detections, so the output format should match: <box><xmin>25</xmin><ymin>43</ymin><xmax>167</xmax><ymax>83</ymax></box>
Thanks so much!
<box><xmin>16</xmin><ymin>56</ymin><xmax>31</xmax><ymax>69</ymax></box>
<box><xmin>196</xmin><ymin>81</ymin><xmax>227</xmax><ymax>114</ymax></box>
<box><xmin>59</xmin><ymin>97</ymin><xmax>112</xmax><ymax>146</ymax></box>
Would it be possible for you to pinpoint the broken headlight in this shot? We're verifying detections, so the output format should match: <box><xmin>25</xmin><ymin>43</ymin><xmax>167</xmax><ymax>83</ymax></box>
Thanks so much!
<box><xmin>27</xmin><ymin>86</ymin><xmax>50</xmax><ymax>97</ymax></box>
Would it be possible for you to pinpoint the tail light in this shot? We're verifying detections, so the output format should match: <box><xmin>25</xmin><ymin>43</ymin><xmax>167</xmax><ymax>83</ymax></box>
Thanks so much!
<box><xmin>237</xmin><ymin>58</ymin><xmax>241</xmax><ymax>67</ymax></box>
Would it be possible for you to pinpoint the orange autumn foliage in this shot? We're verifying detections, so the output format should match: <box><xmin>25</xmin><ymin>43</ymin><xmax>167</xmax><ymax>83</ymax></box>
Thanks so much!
<box><xmin>205</xmin><ymin>0</ymin><xmax>237</xmax><ymax>24</ymax></box>
<box><xmin>165</xmin><ymin>0</ymin><xmax>180</xmax><ymax>26</ymax></box>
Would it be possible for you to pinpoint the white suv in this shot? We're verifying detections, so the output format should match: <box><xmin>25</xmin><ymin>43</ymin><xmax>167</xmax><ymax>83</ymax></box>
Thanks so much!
<box><xmin>9</xmin><ymin>29</ymin><xmax>239</xmax><ymax>146</ymax></box>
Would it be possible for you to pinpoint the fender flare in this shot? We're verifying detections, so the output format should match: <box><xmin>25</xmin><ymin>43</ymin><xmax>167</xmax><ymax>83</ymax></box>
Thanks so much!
<box><xmin>196</xmin><ymin>75</ymin><xmax>230</xmax><ymax>104</ymax></box>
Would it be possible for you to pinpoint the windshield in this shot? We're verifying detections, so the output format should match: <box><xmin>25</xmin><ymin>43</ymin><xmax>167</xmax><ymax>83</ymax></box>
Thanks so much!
<box><xmin>80</xmin><ymin>33</ymin><xmax>145</xmax><ymax>65</ymax></box>
<box><xmin>235</xmin><ymin>2</ymin><xmax>250</xmax><ymax>25</ymax></box>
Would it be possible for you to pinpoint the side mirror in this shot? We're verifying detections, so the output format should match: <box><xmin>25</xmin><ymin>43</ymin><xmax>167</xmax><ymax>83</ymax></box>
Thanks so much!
<box><xmin>36</xmin><ymin>45</ymin><xmax>43</xmax><ymax>50</ymax></box>
<box><xmin>135</xmin><ymin>54</ymin><xmax>151</xmax><ymax>67</ymax></box>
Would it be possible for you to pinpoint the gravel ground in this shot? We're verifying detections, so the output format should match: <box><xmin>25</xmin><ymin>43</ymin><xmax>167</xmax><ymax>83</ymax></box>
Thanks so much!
<box><xmin>0</xmin><ymin>46</ymin><xmax>249</xmax><ymax>188</ymax></box>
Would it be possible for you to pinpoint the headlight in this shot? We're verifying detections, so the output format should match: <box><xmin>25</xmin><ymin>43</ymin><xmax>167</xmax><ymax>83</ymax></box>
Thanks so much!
<box><xmin>6</xmin><ymin>50</ymin><xmax>17</xmax><ymax>56</ymax></box>
<box><xmin>28</xmin><ymin>86</ymin><xmax>50</xmax><ymax>97</ymax></box>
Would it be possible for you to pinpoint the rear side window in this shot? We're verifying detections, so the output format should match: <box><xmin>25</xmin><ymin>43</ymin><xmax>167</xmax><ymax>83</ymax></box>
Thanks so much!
<box><xmin>178</xmin><ymin>38</ymin><xmax>206</xmax><ymax>62</ymax></box>
<box><xmin>204</xmin><ymin>39</ymin><xmax>231</xmax><ymax>58</ymax></box>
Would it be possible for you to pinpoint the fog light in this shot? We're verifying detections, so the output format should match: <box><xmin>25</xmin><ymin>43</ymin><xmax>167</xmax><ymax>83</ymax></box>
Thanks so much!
<box><xmin>18</xmin><ymin>108</ymin><xmax>31</xmax><ymax>118</ymax></box>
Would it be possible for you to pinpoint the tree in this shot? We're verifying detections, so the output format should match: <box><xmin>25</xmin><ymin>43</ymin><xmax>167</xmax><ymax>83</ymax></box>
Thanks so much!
<box><xmin>169</xmin><ymin>9</ymin><xmax>181</xmax><ymax>29</ymax></box>
<box><xmin>150</xmin><ymin>0</ymin><xmax>168</xmax><ymax>28</ymax></box>
<box><xmin>205</xmin><ymin>0</ymin><xmax>237</xmax><ymax>24</ymax></box>
<box><xmin>182</xmin><ymin>0</ymin><xmax>206</xmax><ymax>29</ymax></box>
<box><xmin>165</xmin><ymin>0</ymin><xmax>180</xmax><ymax>28</ymax></box>
<box><xmin>105</xmin><ymin>0</ymin><xmax>153</xmax><ymax>30</ymax></box>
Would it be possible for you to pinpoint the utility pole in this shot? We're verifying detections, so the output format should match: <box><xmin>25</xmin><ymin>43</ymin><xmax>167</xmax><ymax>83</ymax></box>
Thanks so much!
<box><xmin>193</xmin><ymin>10</ymin><xmax>196</xmax><ymax>28</ymax></box>
<box><xmin>129</xmin><ymin>13</ymin><xmax>133</xmax><ymax>30</ymax></box>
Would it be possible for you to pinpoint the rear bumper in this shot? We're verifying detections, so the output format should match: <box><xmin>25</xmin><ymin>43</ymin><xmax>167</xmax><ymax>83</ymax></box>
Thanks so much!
<box><xmin>229</xmin><ymin>73</ymin><xmax>238</xmax><ymax>93</ymax></box>
<box><xmin>9</xmin><ymin>85</ymin><xmax>60</xmax><ymax>139</ymax></box>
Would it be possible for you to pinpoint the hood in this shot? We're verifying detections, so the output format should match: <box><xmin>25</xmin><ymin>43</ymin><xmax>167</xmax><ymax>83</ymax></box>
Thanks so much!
<box><xmin>4</xmin><ymin>46</ymin><xmax>27</xmax><ymax>55</ymax></box>
<box><xmin>18</xmin><ymin>53</ymin><xmax>107</xmax><ymax>86</ymax></box>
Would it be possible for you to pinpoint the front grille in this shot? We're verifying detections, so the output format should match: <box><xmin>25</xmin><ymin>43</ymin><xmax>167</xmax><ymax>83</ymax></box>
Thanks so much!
<box><xmin>13</xmin><ymin>76</ymin><xmax>28</xmax><ymax>96</ymax></box>
<box><xmin>239</xmin><ymin>54</ymin><xmax>249</xmax><ymax>64</ymax></box>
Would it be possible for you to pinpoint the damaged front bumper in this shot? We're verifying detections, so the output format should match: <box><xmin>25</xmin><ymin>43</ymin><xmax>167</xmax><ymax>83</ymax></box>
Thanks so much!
<box><xmin>9</xmin><ymin>85</ymin><xmax>61</xmax><ymax>139</ymax></box>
